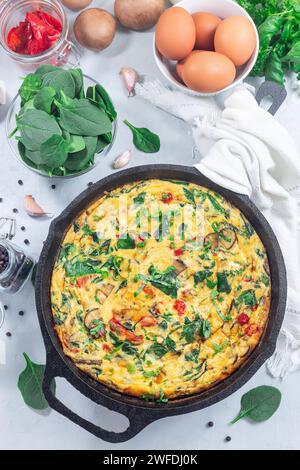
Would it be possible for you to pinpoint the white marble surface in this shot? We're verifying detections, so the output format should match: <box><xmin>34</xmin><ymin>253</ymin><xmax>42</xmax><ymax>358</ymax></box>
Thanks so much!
<box><xmin>0</xmin><ymin>0</ymin><xmax>300</xmax><ymax>451</ymax></box>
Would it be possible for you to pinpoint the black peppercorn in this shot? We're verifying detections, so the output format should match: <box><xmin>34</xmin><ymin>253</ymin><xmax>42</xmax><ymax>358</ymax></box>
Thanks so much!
<box><xmin>225</xmin><ymin>436</ymin><xmax>232</xmax><ymax>442</ymax></box>
<box><xmin>13</xmin><ymin>208</ymin><xmax>18</xmax><ymax>213</ymax></box>
<box><xmin>18</xmin><ymin>180</ymin><xmax>23</xmax><ymax>186</ymax></box>
<box><xmin>51</xmin><ymin>184</ymin><xmax>56</xmax><ymax>189</ymax></box>
<box><xmin>0</xmin><ymin>245</ymin><xmax>9</xmax><ymax>273</ymax></box>
<box><xmin>19</xmin><ymin>310</ymin><xmax>24</xmax><ymax>316</ymax></box>
<box><xmin>24</xmin><ymin>239</ymin><xmax>30</xmax><ymax>245</ymax></box>
<box><xmin>87</xmin><ymin>182</ymin><xmax>93</xmax><ymax>187</ymax></box>
<box><xmin>21</xmin><ymin>226</ymin><xmax>26</xmax><ymax>232</ymax></box>
<box><xmin>4</xmin><ymin>305</ymin><xmax>8</xmax><ymax>310</ymax></box>
<box><xmin>6</xmin><ymin>332</ymin><xmax>11</xmax><ymax>337</ymax></box>
<box><xmin>207</xmin><ymin>421</ymin><xmax>214</xmax><ymax>428</ymax></box>
<box><xmin>0</xmin><ymin>198</ymin><xmax>3</xmax><ymax>203</ymax></box>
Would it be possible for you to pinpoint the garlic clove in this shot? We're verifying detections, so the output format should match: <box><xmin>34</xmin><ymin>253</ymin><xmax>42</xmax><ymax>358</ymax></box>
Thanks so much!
<box><xmin>113</xmin><ymin>150</ymin><xmax>132</xmax><ymax>169</ymax></box>
<box><xmin>120</xmin><ymin>67</ymin><xmax>139</xmax><ymax>97</ymax></box>
<box><xmin>24</xmin><ymin>195</ymin><xmax>48</xmax><ymax>217</ymax></box>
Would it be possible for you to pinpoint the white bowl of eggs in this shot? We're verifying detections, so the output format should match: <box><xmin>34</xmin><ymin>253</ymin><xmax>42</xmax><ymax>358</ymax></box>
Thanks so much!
<box><xmin>153</xmin><ymin>0</ymin><xmax>259</xmax><ymax>96</ymax></box>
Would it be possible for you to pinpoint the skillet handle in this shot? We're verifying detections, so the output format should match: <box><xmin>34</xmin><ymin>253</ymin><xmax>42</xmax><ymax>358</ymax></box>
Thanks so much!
<box><xmin>255</xmin><ymin>80</ymin><xmax>287</xmax><ymax>116</ymax></box>
<box><xmin>43</xmin><ymin>363</ymin><xmax>155</xmax><ymax>443</ymax></box>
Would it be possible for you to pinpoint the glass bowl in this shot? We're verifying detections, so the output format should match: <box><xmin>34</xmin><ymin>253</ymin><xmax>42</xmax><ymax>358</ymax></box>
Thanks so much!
<box><xmin>6</xmin><ymin>74</ymin><xmax>117</xmax><ymax>179</ymax></box>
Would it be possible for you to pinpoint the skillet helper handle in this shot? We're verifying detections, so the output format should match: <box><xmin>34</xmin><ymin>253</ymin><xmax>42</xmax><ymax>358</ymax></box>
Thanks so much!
<box><xmin>255</xmin><ymin>80</ymin><xmax>287</xmax><ymax>116</ymax></box>
<box><xmin>43</xmin><ymin>363</ymin><xmax>154</xmax><ymax>443</ymax></box>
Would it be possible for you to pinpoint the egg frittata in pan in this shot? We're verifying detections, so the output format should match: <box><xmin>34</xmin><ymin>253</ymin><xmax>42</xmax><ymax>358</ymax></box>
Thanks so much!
<box><xmin>51</xmin><ymin>180</ymin><xmax>271</xmax><ymax>400</ymax></box>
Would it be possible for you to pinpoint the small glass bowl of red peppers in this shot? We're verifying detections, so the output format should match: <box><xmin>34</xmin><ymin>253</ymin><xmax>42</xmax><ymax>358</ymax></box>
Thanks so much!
<box><xmin>7</xmin><ymin>9</ymin><xmax>62</xmax><ymax>56</ymax></box>
<box><xmin>0</xmin><ymin>0</ymin><xmax>79</xmax><ymax>68</ymax></box>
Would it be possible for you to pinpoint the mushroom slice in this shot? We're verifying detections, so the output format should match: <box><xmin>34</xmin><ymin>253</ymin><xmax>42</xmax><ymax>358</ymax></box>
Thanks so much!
<box><xmin>99</xmin><ymin>283</ymin><xmax>114</xmax><ymax>297</ymax></box>
<box><xmin>95</xmin><ymin>283</ymin><xmax>114</xmax><ymax>304</ymax></box>
<box><xmin>219</xmin><ymin>228</ymin><xmax>237</xmax><ymax>250</ymax></box>
<box><xmin>84</xmin><ymin>308</ymin><xmax>102</xmax><ymax>329</ymax></box>
<box><xmin>236</xmin><ymin>340</ymin><xmax>250</xmax><ymax>358</ymax></box>
<box><xmin>75</xmin><ymin>359</ymin><xmax>102</xmax><ymax>366</ymax></box>
<box><xmin>227</xmin><ymin>352</ymin><xmax>238</xmax><ymax>365</ymax></box>
<box><xmin>204</xmin><ymin>232</ymin><xmax>219</xmax><ymax>249</ymax></box>
<box><xmin>263</xmin><ymin>258</ymin><xmax>270</xmax><ymax>276</ymax></box>
<box><xmin>173</xmin><ymin>258</ymin><xmax>187</xmax><ymax>276</ymax></box>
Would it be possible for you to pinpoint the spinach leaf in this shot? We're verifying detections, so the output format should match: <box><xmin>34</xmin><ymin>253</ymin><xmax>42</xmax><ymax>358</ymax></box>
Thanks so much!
<box><xmin>34</xmin><ymin>64</ymin><xmax>61</xmax><ymax>79</ymax></box>
<box><xmin>185</xmin><ymin>348</ymin><xmax>200</xmax><ymax>363</ymax></box>
<box><xmin>18</xmin><ymin>353</ymin><xmax>55</xmax><ymax>410</ymax></box>
<box><xmin>65</xmin><ymin>136</ymin><xmax>97</xmax><ymax>172</ymax></box>
<box><xmin>207</xmin><ymin>194</ymin><xmax>226</xmax><ymax>214</ymax></box>
<box><xmin>133</xmin><ymin>192</ymin><xmax>146</xmax><ymax>205</ymax></box>
<box><xmin>95</xmin><ymin>135</ymin><xmax>110</xmax><ymax>153</ymax></box>
<box><xmin>43</xmin><ymin>69</ymin><xmax>76</xmax><ymax>98</ymax></box>
<box><xmin>149</xmin><ymin>342</ymin><xmax>169</xmax><ymax>358</ymax></box>
<box><xmin>65</xmin><ymin>258</ymin><xmax>105</xmax><ymax>278</ymax></box>
<box><xmin>90</xmin><ymin>239</ymin><xmax>111</xmax><ymax>256</ymax></box>
<box><xmin>148</xmin><ymin>265</ymin><xmax>179</xmax><ymax>299</ymax></box>
<box><xmin>59</xmin><ymin>99</ymin><xmax>112</xmax><ymax>136</ymax></box>
<box><xmin>194</xmin><ymin>270</ymin><xmax>213</xmax><ymax>286</ymax></box>
<box><xmin>265</xmin><ymin>51</ymin><xmax>285</xmax><ymax>85</ymax></box>
<box><xmin>124</xmin><ymin>120</ymin><xmax>160</xmax><ymax>153</ymax></box>
<box><xmin>217</xmin><ymin>272</ymin><xmax>231</xmax><ymax>293</ymax></box>
<box><xmin>231</xmin><ymin>386</ymin><xmax>281</xmax><ymax>424</ymax></box>
<box><xmin>236</xmin><ymin>289</ymin><xmax>258</xmax><ymax>308</ymax></box>
<box><xmin>19</xmin><ymin>74</ymin><xmax>42</xmax><ymax>102</ymax></box>
<box><xmin>16</xmin><ymin>109</ymin><xmax>62</xmax><ymax>151</ymax></box>
<box><xmin>181</xmin><ymin>315</ymin><xmax>211</xmax><ymax>343</ymax></box>
<box><xmin>87</xmin><ymin>84</ymin><xmax>117</xmax><ymax>121</ymax></box>
<box><xmin>68</xmin><ymin>135</ymin><xmax>86</xmax><ymax>154</ymax></box>
<box><xmin>117</xmin><ymin>234</ymin><xmax>136</xmax><ymax>250</ymax></box>
<box><xmin>183</xmin><ymin>187</ymin><xmax>195</xmax><ymax>205</ymax></box>
<box><xmin>70</xmin><ymin>68</ymin><xmax>84</xmax><ymax>98</ymax></box>
<box><xmin>40</xmin><ymin>135</ymin><xmax>69</xmax><ymax>169</ymax></box>
<box><xmin>33</xmin><ymin>86</ymin><xmax>56</xmax><ymax>114</ymax></box>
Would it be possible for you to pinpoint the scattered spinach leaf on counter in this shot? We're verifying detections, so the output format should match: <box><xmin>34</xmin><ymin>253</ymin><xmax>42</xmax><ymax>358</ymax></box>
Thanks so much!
<box><xmin>231</xmin><ymin>385</ymin><xmax>281</xmax><ymax>424</ymax></box>
<box><xmin>124</xmin><ymin>120</ymin><xmax>160</xmax><ymax>153</ymax></box>
<box><xmin>11</xmin><ymin>66</ymin><xmax>117</xmax><ymax>176</ymax></box>
<box><xmin>18</xmin><ymin>353</ymin><xmax>55</xmax><ymax>410</ymax></box>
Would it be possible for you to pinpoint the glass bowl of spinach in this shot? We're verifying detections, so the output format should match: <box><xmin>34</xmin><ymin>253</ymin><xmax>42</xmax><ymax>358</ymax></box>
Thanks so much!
<box><xmin>6</xmin><ymin>66</ymin><xmax>117</xmax><ymax>178</ymax></box>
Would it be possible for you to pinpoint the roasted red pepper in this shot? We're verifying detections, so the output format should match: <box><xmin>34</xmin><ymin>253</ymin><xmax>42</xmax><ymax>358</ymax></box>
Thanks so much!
<box><xmin>245</xmin><ymin>323</ymin><xmax>258</xmax><ymax>337</ymax></box>
<box><xmin>161</xmin><ymin>192</ymin><xmax>174</xmax><ymax>204</ymax></box>
<box><xmin>7</xmin><ymin>10</ymin><xmax>62</xmax><ymax>55</ymax></box>
<box><xmin>237</xmin><ymin>313</ymin><xmax>250</xmax><ymax>325</ymax></box>
<box><xmin>109</xmin><ymin>318</ymin><xmax>144</xmax><ymax>344</ymax></box>
<box><xmin>174</xmin><ymin>248</ymin><xmax>184</xmax><ymax>257</ymax></box>
<box><xmin>173</xmin><ymin>299</ymin><xmax>187</xmax><ymax>315</ymax></box>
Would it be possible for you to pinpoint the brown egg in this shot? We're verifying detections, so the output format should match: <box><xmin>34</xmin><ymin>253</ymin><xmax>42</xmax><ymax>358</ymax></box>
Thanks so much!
<box><xmin>192</xmin><ymin>12</ymin><xmax>221</xmax><ymax>50</ymax></box>
<box><xmin>214</xmin><ymin>16</ymin><xmax>256</xmax><ymax>67</ymax></box>
<box><xmin>176</xmin><ymin>50</ymin><xmax>199</xmax><ymax>81</ymax></box>
<box><xmin>61</xmin><ymin>0</ymin><xmax>92</xmax><ymax>11</ymax></box>
<box><xmin>181</xmin><ymin>51</ymin><xmax>236</xmax><ymax>93</ymax></box>
<box><xmin>155</xmin><ymin>7</ymin><xmax>196</xmax><ymax>60</ymax></box>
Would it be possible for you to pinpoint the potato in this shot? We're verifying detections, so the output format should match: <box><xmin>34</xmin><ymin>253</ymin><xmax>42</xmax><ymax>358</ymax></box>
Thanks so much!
<box><xmin>61</xmin><ymin>0</ymin><xmax>92</xmax><ymax>11</ymax></box>
<box><xmin>74</xmin><ymin>8</ymin><xmax>116</xmax><ymax>51</ymax></box>
<box><xmin>114</xmin><ymin>0</ymin><xmax>165</xmax><ymax>31</ymax></box>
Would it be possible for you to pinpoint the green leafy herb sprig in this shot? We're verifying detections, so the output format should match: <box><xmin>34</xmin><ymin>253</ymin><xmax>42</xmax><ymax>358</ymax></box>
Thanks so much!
<box><xmin>11</xmin><ymin>65</ymin><xmax>117</xmax><ymax>176</ymax></box>
<box><xmin>237</xmin><ymin>0</ymin><xmax>300</xmax><ymax>85</ymax></box>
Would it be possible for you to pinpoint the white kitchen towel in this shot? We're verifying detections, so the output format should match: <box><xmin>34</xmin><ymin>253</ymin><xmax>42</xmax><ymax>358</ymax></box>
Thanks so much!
<box><xmin>136</xmin><ymin>80</ymin><xmax>300</xmax><ymax>378</ymax></box>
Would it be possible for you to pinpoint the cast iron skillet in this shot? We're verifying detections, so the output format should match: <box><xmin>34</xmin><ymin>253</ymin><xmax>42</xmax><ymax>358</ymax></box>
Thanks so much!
<box><xmin>35</xmin><ymin>82</ymin><xmax>287</xmax><ymax>443</ymax></box>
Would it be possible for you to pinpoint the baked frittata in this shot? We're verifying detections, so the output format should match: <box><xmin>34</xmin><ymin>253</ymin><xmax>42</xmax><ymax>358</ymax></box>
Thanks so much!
<box><xmin>51</xmin><ymin>180</ymin><xmax>271</xmax><ymax>400</ymax></box>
